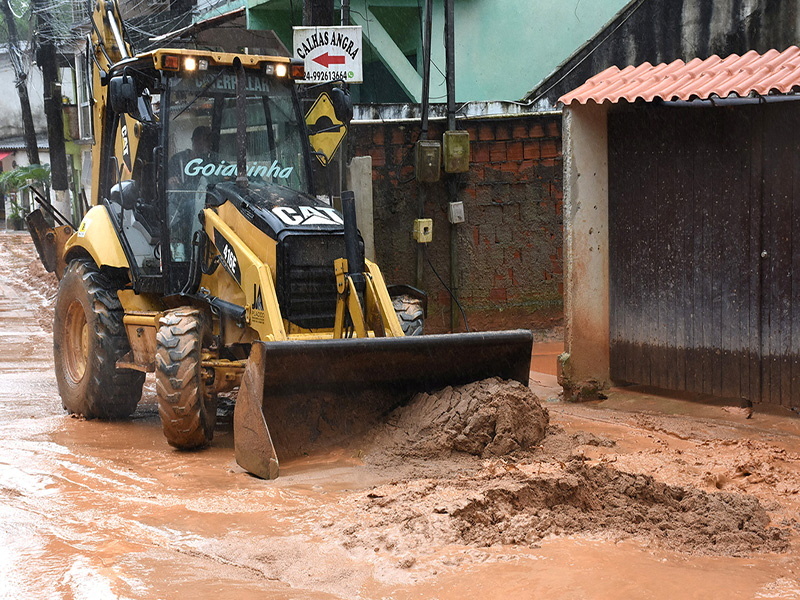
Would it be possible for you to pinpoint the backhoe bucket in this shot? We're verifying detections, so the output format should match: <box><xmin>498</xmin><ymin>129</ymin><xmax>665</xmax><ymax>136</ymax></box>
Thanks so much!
<box><xmin>234</xmin><ymin>329</ymin><xmax>533</xmax><ymax>479</ymax></box>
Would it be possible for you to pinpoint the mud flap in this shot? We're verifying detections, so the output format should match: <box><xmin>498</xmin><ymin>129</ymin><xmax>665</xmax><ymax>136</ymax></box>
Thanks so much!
<box><xmin>234</xmin><ymin>330</ymin><xmax>533</xmax><ymax>479</ymax></box>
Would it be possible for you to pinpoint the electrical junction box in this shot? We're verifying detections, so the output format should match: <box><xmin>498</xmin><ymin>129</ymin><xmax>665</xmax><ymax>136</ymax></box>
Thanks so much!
<box><xmin>448</xmin><ymin>201</ymin><xmax>465</xmax><ymax>224</ymax></box>
<box><xmin>443</xmin><ymin>130</ymin><xmax>470</xmax><ymax>173</ymax></box>
<box><xmin>415</xmin><ymin>140</ymin><xmax>441</xmax><ymax>183</ymax></box>
<box><xmin>413</xmin><ymin>218</ymin><xmax>433</xmax><ymax>243</ymax></box>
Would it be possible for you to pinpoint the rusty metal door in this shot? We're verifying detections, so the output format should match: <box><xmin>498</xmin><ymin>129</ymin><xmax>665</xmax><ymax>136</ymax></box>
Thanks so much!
<box><xmin>608</xmin><ymin>102</ymin><xmax>800</xmax><ymax>407</ymax></box>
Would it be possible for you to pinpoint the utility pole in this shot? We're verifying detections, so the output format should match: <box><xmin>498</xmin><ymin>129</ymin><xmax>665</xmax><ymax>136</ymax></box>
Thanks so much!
<box><xmin>0</xmin><ymin>0</ymin><xmax>39</xmax><ymax>166</ymax></box>
<box><xmin>303</xmin><ymin>0</ymin><xmax>338</xmax><ymax>200</ymax></box>
<box><xmin>32</xmin><ymin>0</ymin><xmax>69</xmax><ymax>217</ymax></box>
<box><xmin>445</xmin><ymin>0</ymin><xmax>459</xmax><ymax>332</ymax></box>
<box><xmin>303</xmin><ymin>0</ymin><xmax>333</xmax><ymax>26</ymax></box>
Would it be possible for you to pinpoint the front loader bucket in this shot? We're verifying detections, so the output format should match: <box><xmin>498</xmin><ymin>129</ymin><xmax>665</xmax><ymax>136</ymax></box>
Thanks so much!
<box><xmin>234</xmin><ymin>330</ymin><xmax>533</xmax><ymax>479</ymax></box>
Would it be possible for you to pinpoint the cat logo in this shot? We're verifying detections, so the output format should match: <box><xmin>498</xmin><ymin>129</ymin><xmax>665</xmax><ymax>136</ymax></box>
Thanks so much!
<box><xmin>120</xmin><ymin>117</ymin><xmax>132</xmax><ymax>172</ymax></box>
<box><xmin>272</xmin><ymin>205</ymin><xmax>344</xmax><ymax>227</ymax></box>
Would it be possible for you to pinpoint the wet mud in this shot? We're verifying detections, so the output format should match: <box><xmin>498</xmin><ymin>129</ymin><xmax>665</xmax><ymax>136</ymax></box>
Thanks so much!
<box><xmin>1</xmin><ymin>230</ymin><xmax>800</xmax><ymax>599</ymax></box>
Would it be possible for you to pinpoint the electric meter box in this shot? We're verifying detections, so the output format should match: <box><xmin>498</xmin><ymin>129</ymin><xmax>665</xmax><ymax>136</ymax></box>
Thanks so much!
<box><xmin>413</xmin><ymin>218</ymin><xmax>433</xmax><ymax>243</ymax></box>
<box><xmin>448</xmin><ymin>201</ymin><xmax>465</xmax><ymax>224</ymax></box>
<box><xmin>415</xmin><ymin>140</ymin><xmax>441</xmax><ymax>183</ymax></box>
<box><xmin>443</xmin><ymin>130</ymin><xmax>470</xmax><ymax>173</ymax></box>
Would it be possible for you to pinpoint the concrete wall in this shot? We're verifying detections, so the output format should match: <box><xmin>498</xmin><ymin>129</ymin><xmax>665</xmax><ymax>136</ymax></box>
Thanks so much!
<box><xmin>348</xmin><ymin>113</ymin><xmax>563</xmax><ymax>334</ymax></box>
<box><xmin>561</xmin><ymin>102</ymin><xmax>610</xmax><ymax>399</ymax></box>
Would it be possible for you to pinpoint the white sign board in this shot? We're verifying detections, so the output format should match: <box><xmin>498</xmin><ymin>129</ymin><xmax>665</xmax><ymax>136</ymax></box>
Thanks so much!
<box><xmin>293</xmin><ymin>26</ymin><xmax>363</xmax><ymax>84</ymax></box>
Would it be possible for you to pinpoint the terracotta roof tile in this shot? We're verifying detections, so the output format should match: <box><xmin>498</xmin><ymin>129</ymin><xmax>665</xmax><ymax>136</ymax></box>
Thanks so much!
<box><xmin>559</xmin><ymin>47</ymin><xmax>800</xmax><ymax>105</ymax></box>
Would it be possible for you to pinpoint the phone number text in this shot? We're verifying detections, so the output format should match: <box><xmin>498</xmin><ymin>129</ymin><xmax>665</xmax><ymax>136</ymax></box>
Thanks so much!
<box><xmin>303</xmin><ymin>70</ymin><xmax>351</xmax><ymax>82</ymax></box>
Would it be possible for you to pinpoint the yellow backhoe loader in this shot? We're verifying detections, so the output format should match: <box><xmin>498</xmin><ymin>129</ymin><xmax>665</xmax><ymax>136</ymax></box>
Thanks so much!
<box><xmin>28</xmin><ymin>0</ymin><xmax>532</xmax><ymax>478</ymax></box>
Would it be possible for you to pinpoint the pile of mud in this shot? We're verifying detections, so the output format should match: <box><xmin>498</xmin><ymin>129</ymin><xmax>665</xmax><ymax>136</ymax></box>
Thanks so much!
<box><xmin>335</xmin><ymin>379</ymin><xmax>790</xmax><ymax>558</ymax></box>
<box><xmin>337</xmin><ymin>458</ymin><xmax>789</xmax><ymax>557</ymax></box>
<box><xmin>365</xmin><ymin>378</ymin><xmax>549</xmax><ymax>461</ymax></box>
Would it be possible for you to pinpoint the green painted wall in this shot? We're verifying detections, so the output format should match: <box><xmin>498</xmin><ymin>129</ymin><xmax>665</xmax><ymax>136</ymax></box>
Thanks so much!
<box><xmin>240</xmin><ymin>0</ymin><xmax>630</xmax><ymax>102</ymax></box>
<box><xmin>451</xmin><ymin>0</ymin><xmax>629</xmax><ymax>102</ymax></box>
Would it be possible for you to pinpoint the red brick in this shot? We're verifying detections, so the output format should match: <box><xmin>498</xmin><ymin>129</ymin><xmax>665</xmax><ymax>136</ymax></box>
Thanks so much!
<box><xmin>507</xmin><ymin>141</ymin><xmax>524</xmax><ymax>161</ymax></box>
<box><xmin>391</xmin><ymin>129</ymin><xmax>405</xmax><ymax>145</ymax></box>
<box><xmin>489</xmin><ymin>288</ymin><xmax>507</xmax><ymax>303</ymax></box>
<box><xmin>472</xmin><ymin>143</ymin><xmax>490</xmax><ymax>163</ymax></box>
<box><xmin>478</xmin><ymin>123</ymin><xmax>495</xmax><ymax>141</ymax></box>
<box><xmin>546</xmin><ymin>120</ymin><xmax>560</xmax><ymax>137</ymax></box>
<box><xmin>500</xmin><ymin>161</ymin><xmax>520</xmax><ymax>173</ymax></box>
<box><xmin>541</xmin><ymin>158</ymin><xmax>557</xmax><ymax>167</ymax></box>
<box><xmin>489</xmin><ymin>144</ymin><xmax>506</xmax><ymax>162</ymax></box>
<box><xmin>392</xmin><ymin>147</ymin><xmax>405</xmax><ymax>164</ymax></box>
<box><xmin>495</xmin><ymin>124</ymin><xmax>511</xmax><ymax>141</ymax></box>
<box><xmin>472</xmin><ymin>226</ymin><xmax>480</xmax><ymax>247</ymax></box>
<box><xmin>372</xmin><ymin>147</ymin><xmax>386</xmax><ymax>167</ymax></box>
<box><xmin>540</xmin><ymin>139</ymin><xmax>559</xmax><ymax>159</ymax></box>
<box><xmin>512</xmin><ymin>123</ymin><xmax>528</xmax><ymax>139</ymax></box>
<box><xmin>372</xmin><ymin>128</ymin><xmax>385</xmax><ymax>145</ymax></box>
<box><xmin>523</xmin><ymin>141</ymin><xmax>540</xmax><ymax>160</ymax></box>
<box><xmin>529</xmin><ymin>123</ymin><xmax>545</xmax><ymax>138</ymax></box>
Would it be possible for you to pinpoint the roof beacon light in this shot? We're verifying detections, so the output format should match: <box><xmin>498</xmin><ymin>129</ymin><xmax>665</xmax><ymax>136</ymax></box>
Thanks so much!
<box><xmin>184</xmin><ymin>57</ymin><xmax>197</xmax><ymax>71</ymax></box>
<box><xmin>290</xmin><ymin>60</ymin><xmax>305</xmax><ymax>79</ymax></box>
<box><xmin>162</xmin><ymin>55</ymin><xmax>180</xmax><ymax>71</ymax></box>
<box><xmin>275</xmin><ymin>63</ymin><xmax>288</xmax><ymax>78</ymax></box>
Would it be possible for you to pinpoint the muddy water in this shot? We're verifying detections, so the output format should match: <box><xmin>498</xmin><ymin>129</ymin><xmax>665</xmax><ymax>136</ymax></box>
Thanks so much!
<box><xmin>1</xmin><ymin>231</ymin><xmax>800</xmax><ymax>599</ymax></box>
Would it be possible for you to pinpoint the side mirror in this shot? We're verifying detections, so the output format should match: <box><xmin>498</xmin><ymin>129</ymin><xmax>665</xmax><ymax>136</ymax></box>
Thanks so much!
<box><xmin>329</xmin><ymin>87</ymin><xmax>353</xmax><ymax>124</ymax></box>
<box><xmin>109</xmin><ymin>75</ymin><xmax>155</xmax><ymax>124</ymax></box>
<box><xmin>109</xmin><ymin>75</ymin><xmax>137</xmax><ymax>115</ymax></box>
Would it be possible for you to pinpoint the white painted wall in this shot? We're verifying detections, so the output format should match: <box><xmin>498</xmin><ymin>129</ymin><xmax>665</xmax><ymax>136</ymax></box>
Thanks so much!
<box><xmin>0</xmin><ymin>47</ymin><xmax>47</xmax><ymax>139</ymax></box>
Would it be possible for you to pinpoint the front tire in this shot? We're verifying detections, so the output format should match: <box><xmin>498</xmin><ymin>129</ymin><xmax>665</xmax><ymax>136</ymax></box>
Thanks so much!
<box><xmin>155</xmin><ymin>308</ymin><xmax>216</xmax><ymax>449</ymax></box>
<box><xmin>53</xmin><ymin>259</ymin><xmax>144</xmax><ymax>419</ymax></box>
<box><xmin>392</xmin><ymin>294</ymin><xmax>424</xmax><ymax>336</ymax></box>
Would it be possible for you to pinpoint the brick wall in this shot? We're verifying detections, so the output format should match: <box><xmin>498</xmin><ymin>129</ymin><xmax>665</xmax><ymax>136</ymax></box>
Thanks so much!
<box><xmin>348</xmin><ymin>114</ymin><xmax>563</xmax><ymax>334</ymax></box>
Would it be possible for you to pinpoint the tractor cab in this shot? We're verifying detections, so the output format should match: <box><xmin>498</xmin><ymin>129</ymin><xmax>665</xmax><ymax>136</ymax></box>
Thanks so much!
<box><xmin>100</xmin><ymin>52</ymin><xmax>321</xmax><ymax>295</ymax></box>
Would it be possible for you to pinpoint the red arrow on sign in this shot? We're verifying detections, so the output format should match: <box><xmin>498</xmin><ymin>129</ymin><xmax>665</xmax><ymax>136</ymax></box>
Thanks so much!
<box><xmin>312</xmin><ymin>52</ymin><xmax>347</xmax><ymax>68</ymax></box>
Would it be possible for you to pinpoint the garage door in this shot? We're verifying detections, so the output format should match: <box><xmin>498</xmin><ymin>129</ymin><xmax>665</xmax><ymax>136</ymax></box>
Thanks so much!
<box><xmin>608</xmin><ymin>101</ymin><xmax>800</xmax><ymax>407</ymax></box>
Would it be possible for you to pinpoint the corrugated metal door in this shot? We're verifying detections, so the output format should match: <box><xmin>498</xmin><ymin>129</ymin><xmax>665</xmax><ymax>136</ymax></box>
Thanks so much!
<box><xmin>608</xmin><ymin>102</ymin><xmax>800</xmax><ymax>407</ymax></box>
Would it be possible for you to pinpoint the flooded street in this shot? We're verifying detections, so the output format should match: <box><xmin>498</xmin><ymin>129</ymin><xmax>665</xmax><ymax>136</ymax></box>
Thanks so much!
<box><xmin>1</xmin><ymin>230</ymin><xmax>800</xmax><ymax>599</ymax></box>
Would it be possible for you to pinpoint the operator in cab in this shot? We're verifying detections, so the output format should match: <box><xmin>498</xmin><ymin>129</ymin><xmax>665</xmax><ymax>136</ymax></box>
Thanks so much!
<box><xmin>168</xmin><ymin>125</ymin><xmax>213</xmax><ymax>188</ymax></box>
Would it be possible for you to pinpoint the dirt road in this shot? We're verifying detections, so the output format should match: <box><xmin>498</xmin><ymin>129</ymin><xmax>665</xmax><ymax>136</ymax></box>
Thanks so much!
<box><xmin>1</xmin><ymin>230</ymin><xmax>799</xmax><ymax>599</ymax></box>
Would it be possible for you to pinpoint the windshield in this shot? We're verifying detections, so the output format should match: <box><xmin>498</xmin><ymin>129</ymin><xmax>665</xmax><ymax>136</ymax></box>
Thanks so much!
<box><xmin>165</xmin><ymin>68</ymin><xmax>309</xmax><ymax>260</ymax></box>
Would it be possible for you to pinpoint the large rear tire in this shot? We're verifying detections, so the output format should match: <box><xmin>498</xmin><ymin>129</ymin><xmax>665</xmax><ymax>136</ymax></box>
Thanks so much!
<box><xmin>53</xmin><ymin>259</ymin><xmax>144</xmax><ymax>419</ymax></box>
<box><xmin>155</xmin><ymin>308</ymin><xmax>216</xmax><ymax>449</ymax></box>
<box><xmin>392</xmin><ymin>294</ymin><xmax>424</xmax><ymax>336</ymax></box>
